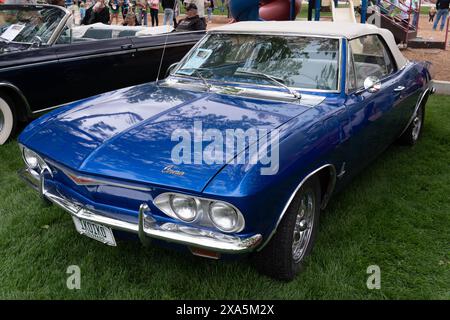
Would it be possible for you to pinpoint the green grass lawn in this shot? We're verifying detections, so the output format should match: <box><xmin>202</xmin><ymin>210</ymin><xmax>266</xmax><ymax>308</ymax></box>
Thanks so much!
<box><xmin>0</xmin><ymin>95</ymin><xmax>449</xmax><ymax>299</ymax></box>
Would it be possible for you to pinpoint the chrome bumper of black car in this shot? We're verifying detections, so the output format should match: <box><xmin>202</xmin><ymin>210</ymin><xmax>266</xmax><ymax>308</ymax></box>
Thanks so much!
<box><xmin>19</xmin><ymin>168</ymin><xmax>262</xmax><ymax>254</ymax></box>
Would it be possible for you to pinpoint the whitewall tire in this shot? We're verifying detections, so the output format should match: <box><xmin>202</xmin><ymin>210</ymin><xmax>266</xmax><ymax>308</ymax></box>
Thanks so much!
<box><xmin>0</xmin><ymin>96</ymin><xmax>15</xmax><ymax>145</ymax></box>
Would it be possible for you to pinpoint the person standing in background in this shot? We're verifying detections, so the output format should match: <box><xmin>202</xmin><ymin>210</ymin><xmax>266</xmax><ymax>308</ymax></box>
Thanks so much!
<box><xmin>109</xmin><ymin>0</ymin><xmax>120</xmax><ymax>25</ymax></box>
<box><xmin>136</xmin><ymin>0</ymin><xmax>148</xmax><ymax>25</ymax></box>
<box><xmin>225</xmin><ymin>0</ymin><xmax>230</xmax><ymax>19</ymax></box>
<box><xmin>149</xmin><ymin>0</ymin><xmax>160</xmax><ymax>26</ymax></box>
<box><xmin>79</xmin><ymin>1</ymin><xmax>86</xmax><ymax>20</ymax></box>
<box><xmin>206</xmin><ymin>0</ymin><xmax>213</xmax><ymax>23</ymax></box>
<box><xmin>433</xmin><ymin>0</ymin><xmax>450</xmax><ymax>31</ymax></box>
<box><xmin>173</xmin><ymin>0</ymin><xmax>180</xmax><ymax>27</ymax></box>
<box><xmin>307</xmin><ymin>0</ymin><xmax>315</xmax><ymax>21</ymax></box>
<box><xmin>410</xmin><ymin>0</ymin><xmax>419</xmax><ymax>28</ymax></box>
<box><xmin>429</xmin><ymin>6</ymin><xmax>437</xmax><ymax>22</ymax></box>
<box><xmin>121</xmin><ymin>0</ymin><xmax>130</xmax><ymax>20</ymax></box>
<box><xmin>81</xmin><ymin>0</ymin><xmax>110</xmax><ymax>24</ymax></box>
<box><xmin>162</xmin><ymin>0</ymin><xmax>176</xmax><ymax>26</ymax></box>
<box><xmin>397</xmin><ymin>0</ymin><xmax>411</xmax><ymax>25</ymax></box>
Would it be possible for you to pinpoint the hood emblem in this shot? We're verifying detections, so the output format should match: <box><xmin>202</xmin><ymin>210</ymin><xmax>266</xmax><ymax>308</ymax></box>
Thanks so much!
<box><xmin>162</xmin><ymin>165</ymin><xmax>185</xmax><ymax>176</ymax></box>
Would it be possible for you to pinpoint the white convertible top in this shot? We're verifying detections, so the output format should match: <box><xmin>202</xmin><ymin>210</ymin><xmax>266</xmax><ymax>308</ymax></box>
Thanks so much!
<box><xmin>210</xmin><ymin>21</ymin><xmax>408</xmax><ymax>69</ymax></box>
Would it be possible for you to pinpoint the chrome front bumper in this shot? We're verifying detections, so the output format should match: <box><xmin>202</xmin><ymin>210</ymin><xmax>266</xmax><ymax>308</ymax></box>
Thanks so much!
<box><xmin>19</xmin><ymin>168</ymin><xmax>262</xmax><ymax>254</ymax></box>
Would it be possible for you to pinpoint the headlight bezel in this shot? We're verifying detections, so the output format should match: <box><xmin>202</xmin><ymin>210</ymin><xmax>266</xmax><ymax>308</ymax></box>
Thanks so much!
<box><xmin>23</xmin><ymin>147</ymin><xmax>40</xmax><ymax>170</ymax></box>
<box><xmin>169</xmin><ymin>194</ymin><xmax>199</xmax><ymax>222</ymax></box>
<box><xmin>208</xmin><ymin>201</ymin><xmax>244</xmax><ymax>233</ymax></box>
<box><xmin>20</xmin><ymin>145</ymin><xmax>49</xmax><ymax>177</ymax></box>
<box><xmin>154</xmin><ymin>192</ymin><xmax>245</xmax><ymax>233</ymax></box>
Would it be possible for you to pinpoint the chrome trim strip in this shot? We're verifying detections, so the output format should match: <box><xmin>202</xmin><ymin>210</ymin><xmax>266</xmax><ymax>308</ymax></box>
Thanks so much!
<box><xmin>134</xmin><ymin>41</ymin><xmax>199</xmax><ymax>53</ymax></box>
<box><xmin>0</xmin><ymin>60</ymin><xmax>59</xmax><ymax>74</ymax></box>
<box><xmin>48</xmin><ymin>6</ymin><xmax>72</xmax><ymax>45</ymax></box>
<box><xmin>45</xmin><ymin>159</ymin><xmax>154</xmax><ymax>192</ymax></box>
<box><xmin>257</xmin><ymin>164</ymin><xmax>336</xmax><ymax>251</ymax></box>
<box><xmin>32</xmin><ymin>176</ymin><xmax>261</xmax><ymax>254</ymax></box>
<box><xmin>208</xmin><ymin>31</ymin><xmax>343</xmax><ymax>40</ymax></box>
<box><xmin>0</xmin><ymin>4</ymin><xmax>71</xmax><ymax>46</ymax></box>
<box><xmin>153</xmin><ymin>192</ymin><xmax>246</xmax><ymax>233</ymax></box>
<box><xmin>18</xmin><ymin>168</ymin><xmax>40</xmax><ymax>191</ymax></box>
<box><xmin>31</xmin><ymin>103</ymin><xmax>64</xmax><ymax>115</ymax></box>
<box><xmin>138</xmin><ymin>203</ymin><xmax>152</xmax><ymax>246</ymax></box>
<box><xmin>398</xmin><ymin>87</ymin><xmax>430</xmax><ymax>138</ymax></box>
<box><xmin>169</xmin><ymin>76</ymin><xmax>340</xmax><ymax>95</ymax></box>
<box><xmin>163</xmin><ymin>79</ymin><xmax>327</xmax><ymax>105</ymax></box>
<box><xmin>57</xmin><ymin>49</ymin><xmax>136</xmax><ymax>63</ymax></box>
<box><xmin>173</xmin><ymin>33</ymin><xmax>342</xmax><ymax>94</ymax></box>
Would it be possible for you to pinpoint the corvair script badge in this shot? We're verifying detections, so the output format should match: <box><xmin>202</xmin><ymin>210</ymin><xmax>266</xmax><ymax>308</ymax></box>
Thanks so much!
<box><xmin>162</xmin><ymin>165</ymin><xmax>185</xmax><ymax>176</ymax></box>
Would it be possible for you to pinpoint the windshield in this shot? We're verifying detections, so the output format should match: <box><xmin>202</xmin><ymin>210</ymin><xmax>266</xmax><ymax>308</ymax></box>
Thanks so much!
<box><xmin>0</xmin><ymin>5</ymin><xmax>66</xmax><ymax>44</ymax></box>
<box><xmin>175</xmin><ymin>33</ymin><xmax>340</xmax><ymax>91</ymax></box>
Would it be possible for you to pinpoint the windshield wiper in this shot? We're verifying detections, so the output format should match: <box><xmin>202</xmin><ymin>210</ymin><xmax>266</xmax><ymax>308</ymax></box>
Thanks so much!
<box><xmin>176</xmin><ymin>67</ymin><xmax>211</xmax><ymax>92</ymax></box>
<box><xmin>235</xmin><ymin>69</ymin><xmax>301</xmax><ymax>100</ymax></box>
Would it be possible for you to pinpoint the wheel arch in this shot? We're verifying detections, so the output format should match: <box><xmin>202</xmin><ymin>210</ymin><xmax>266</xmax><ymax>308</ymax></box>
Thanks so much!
<box><xmin>257</xmin><ymin>164</ymin><xmax>336</xmax><ymax>251</ymax></box>
<box><xmin>398</xmin><ymin>86</ymin><xmax>432</xmax><ymax>139</ymax></box>
<box><xmin>0</xmin><ymin>82</ymin><xmax>31</xmax><ymax>122</ymax></box>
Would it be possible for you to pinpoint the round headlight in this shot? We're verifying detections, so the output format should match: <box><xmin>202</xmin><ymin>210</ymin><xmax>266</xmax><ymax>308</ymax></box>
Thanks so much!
<box><xmin>170</xmin><ymin>195</ymin><xmax>197</xmax><ymax>222</ymax></box>
<box><xmin>23</xmin><ymin>148</ymin><xmax>39</xmax><ymax>169</ymax></box>
<box><xmin>209</xmin><ymin>202</ymin><xmax>241</xmax><ymax>233</ymax></box>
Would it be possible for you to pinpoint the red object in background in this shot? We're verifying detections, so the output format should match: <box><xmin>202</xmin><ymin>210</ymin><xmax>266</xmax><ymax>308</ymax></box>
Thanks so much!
<box><xmin>260</xmin><ymin>0</ymin><xmax>302</xmax><ymax>21</ymax></box>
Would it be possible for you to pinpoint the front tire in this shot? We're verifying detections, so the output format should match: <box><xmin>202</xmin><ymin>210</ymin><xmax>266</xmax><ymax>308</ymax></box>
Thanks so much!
<box><xmin>0</xmin><ymin>95</ymin><xmax>16</xmax><ymax>145</ymax></box>
<box><xmin>399</xmin><ymin>104</ymin><xmax>425</xmax><ymax>146</ymax></box>
<box><xmin>252</xmin><ymin>176</ymin><xmax>321</xmax><ymax>281</ymax></box>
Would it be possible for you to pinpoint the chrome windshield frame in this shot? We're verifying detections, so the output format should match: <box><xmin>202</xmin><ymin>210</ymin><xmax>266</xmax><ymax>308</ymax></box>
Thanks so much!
<box><xmin>0</xmin><ymin>4</ymin><xmax>71</xmax><ymax>46</ymax></box>
<box><xmin>172</xmin><ymin>32</ymin><xmax>343</xmax><ymax>94</ymax></box>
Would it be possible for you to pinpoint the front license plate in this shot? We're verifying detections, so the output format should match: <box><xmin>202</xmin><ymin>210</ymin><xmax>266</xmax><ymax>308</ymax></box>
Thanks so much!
<box><xmin>72</xmin><ymin>217</ymin><xmax>117</xmax><ymax>246</ymax></box>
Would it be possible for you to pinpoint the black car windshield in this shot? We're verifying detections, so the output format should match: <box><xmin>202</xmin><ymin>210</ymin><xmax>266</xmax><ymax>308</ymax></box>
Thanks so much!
<box><xmin>175</xmin><ymin>33</ymin><xmax>340</xmax><ymax>91</ymax></box>
<box><xmin>0</xmin><ymin>5</ymin><xmax>66</xmax><ymax>44</ymax></box>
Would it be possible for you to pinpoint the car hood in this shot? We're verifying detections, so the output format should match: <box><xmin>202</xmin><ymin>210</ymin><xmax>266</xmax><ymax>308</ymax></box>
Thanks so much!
<box><xmin>20</xmin><ymin>83</ymin><xmax>320</xmax><ymax>192</ymax></box>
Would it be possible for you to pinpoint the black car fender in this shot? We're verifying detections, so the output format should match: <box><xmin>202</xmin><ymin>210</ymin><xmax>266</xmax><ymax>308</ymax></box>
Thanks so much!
<box><xmin>0</xmin><ymin>81</ymin><xmax>31</xmax><ymax>121</ymax></box>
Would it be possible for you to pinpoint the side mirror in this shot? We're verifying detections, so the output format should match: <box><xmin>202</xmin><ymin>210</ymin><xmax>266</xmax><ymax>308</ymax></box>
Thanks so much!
<box><xmin>165</xmin><ymin>62</ymin><xmax>179</xmax><ymax>78</ymax></box>
<box><xmin>31</xmin><ymin>36</ymin><xmax>43</xmax><ymax>48</ymax></box>
<box><xmin>363</xmin><ymin>76</ymin><xmax>381</xmax><ymax>93</ymax></box>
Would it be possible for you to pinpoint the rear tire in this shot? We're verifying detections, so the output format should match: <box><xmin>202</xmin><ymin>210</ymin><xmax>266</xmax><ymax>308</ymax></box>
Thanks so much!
<box><xmin>0</xmin><ymin>95</ymin><xmax>16</xmax><ymax>145</ymax></box>
<box><xmin>399</xmin><ymin>104</ymin><xmax>425</xmax><ymax>146</ymax></box>
<box><xmin>252</xmin><ymin>176</ymin><xmax>321</xmax><ymax>281</ymax></box>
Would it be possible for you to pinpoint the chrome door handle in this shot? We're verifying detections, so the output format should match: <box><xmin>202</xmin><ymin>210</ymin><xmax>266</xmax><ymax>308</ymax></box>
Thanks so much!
<box><xmin>394</xmin><ymin>86</ymin><xmax>405</xmax><ymax>92</ymax></box>
<box><xmin>121</xmin><ymin>44</ymin><xmax>133</xmax><ymax>50</ymax></box>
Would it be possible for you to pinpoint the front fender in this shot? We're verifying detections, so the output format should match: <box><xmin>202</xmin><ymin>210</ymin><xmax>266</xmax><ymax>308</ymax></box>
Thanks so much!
<box><xmin>203</xmin><ymin>103</ymin><xmax>343</xmax><ymax>244</ymax></box>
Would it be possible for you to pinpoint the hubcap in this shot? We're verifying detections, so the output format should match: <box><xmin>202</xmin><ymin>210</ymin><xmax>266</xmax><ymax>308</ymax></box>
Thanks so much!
<box><xmin>0</xmin><ymin>108</ymin><xmax>4</xmax><ymax>133</ymax></box>
<box><xmin>292</xmin><ymin>191</ymin><xmax>315</xmax><ymax>263</ymax></box>
<box><xmin>411</xmin><ymin>112</ymin><xmax>422</xmax><ymax>141</ymax></box>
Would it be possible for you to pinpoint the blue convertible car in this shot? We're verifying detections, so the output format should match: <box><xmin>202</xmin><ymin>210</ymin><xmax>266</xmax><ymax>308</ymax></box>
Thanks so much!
<box><xmin>18</xmin><ymin>22</ymin><xmax>434</xmax><ymax>280</ymax></box>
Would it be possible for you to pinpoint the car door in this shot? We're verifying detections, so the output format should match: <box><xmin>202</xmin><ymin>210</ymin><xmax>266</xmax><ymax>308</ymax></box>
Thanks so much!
<box><xmin>129</xmin><ymin>31</ymin><xmax>205</xmax><ymax>84</ymax></box>
<box><xmin>0</xmin><ymin>46</ymin><xmax>64</xmax><ymax>113</ymax></box>
<box><xmin>54</xmin><ymin>28</ymin><xmax>136</xmax><ymax>103</ymax></box>
<box><xmin>343</xmin><ymin>34</ymin><xmax>405</xmax><ymax>174</ymax></box>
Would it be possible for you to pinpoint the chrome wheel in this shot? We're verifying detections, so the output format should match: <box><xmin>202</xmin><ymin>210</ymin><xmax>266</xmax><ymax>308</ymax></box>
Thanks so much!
<box><xmin>292</xmin><ymin>190</ymin><xmax>315</xmax><ymax>262</ymax></box>
<box><xmin>0</xmin><ymin>107</ymin><xmax>4</xmax><ymax>133</ymax></box>
<box><xmin>411</xmin><ymin>111</ymin><xmax>423</xmax><ymax>141</ymax></box>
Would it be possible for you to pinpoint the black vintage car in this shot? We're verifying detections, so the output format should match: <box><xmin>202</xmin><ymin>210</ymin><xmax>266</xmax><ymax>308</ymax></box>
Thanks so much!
<box><xmin>0</xmin><ymin>4</ymin><xmax>204</xmax><ymax>144</ymax></box>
